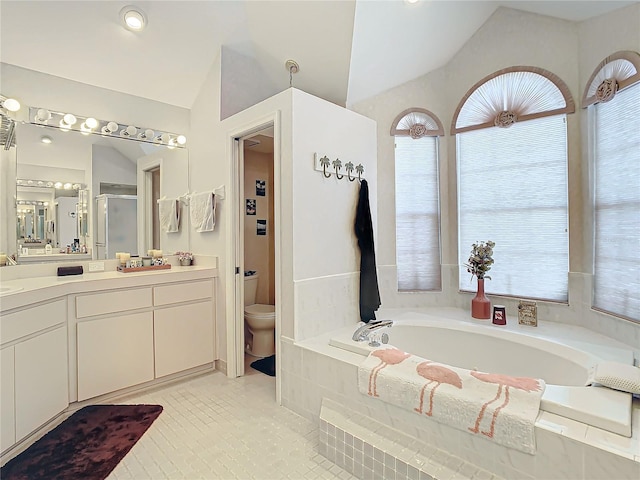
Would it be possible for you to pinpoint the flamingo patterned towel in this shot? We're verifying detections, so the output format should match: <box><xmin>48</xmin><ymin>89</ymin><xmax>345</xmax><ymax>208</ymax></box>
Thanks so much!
<box><xmin>357</xmin><ymin>348</ymin><xmax>545</xmax><ymax>454</ymax></box>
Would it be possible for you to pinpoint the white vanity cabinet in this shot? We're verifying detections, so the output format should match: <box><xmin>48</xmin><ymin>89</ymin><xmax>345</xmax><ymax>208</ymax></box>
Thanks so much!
<box><xmin>153</xmin><ymin>279</ymin><xmax>215</xmax><ymax>378</ymax></box>
<box><xmin>76</xmin><ymin>287</ymin><xmax>154</xmax><ymax>401</ymax></box>
<box><xmin>75</xmin><ymin>278</ymin><xmax>215</xmax><ymax>401</ymax></box>
<box><xmin>1</xmin><ymin>346</ymin><xmax>15</xmax><ymax>452</ymax></box>
<box><xmin>0</xmin><ymin>298</ymin><xmax>68</xmax><ymax>452</ymax></box>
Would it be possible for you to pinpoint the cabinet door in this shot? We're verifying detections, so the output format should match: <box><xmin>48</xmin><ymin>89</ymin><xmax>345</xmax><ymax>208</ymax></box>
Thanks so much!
<box><xmin>14</xmin><ymin>326</ymin><xmax>68</xmax><ymax>441</ymax></box>
<box><xmin>154</xmin><ymin>301</ymin><xmax>214</xmax><ymax>378</ymax></box>
<box><xmin>77</xmin><ymin>312</ymin><xmax>154</xmax><ymax>401</ymax></box>
<box><xmin>1</xmin><ymin>346</ymin><xmax>15</xmax><ymax>452</ymax></box>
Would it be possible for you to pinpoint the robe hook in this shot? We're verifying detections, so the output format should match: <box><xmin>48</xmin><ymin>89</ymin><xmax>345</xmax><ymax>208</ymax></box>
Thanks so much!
<box><xmin>319</xmin><ymin>155</ymin><xmax>332</xmax><ymax>178</ymax></box>
<box><xmin>333</xmin><ymin>158</ymin><xmax>344</xmax><ymax>179</ymax></box>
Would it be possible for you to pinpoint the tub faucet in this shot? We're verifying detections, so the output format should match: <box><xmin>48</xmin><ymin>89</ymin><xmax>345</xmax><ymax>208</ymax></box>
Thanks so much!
<box><xmin>352</xmin><ymin>319</ymin><xmax>394</xmax><ymax>342</ymax></box>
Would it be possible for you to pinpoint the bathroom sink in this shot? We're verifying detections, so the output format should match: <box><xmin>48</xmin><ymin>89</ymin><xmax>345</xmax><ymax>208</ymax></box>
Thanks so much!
<box><xmin>0</xmin><ymin>286</ymin><xmax>24</xmax><ymax>296</ymax></box>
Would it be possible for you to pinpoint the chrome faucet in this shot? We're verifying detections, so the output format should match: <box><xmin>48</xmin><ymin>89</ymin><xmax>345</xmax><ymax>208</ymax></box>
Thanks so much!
<box><xmin>352</xmin><ymin>319</ymin><xmax>394</xmax><ymax>342</ymax></box>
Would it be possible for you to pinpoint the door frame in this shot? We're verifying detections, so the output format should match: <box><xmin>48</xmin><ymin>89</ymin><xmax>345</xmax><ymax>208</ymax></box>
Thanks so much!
<box><xmin>225</xmin><ymin>111</ymin><xmax>282</xmax><ymax>402</ymax></box>
<box><xmin>137</xmin><ymin>156</ymin><xmax>162</xmax><ymax>256</ymax></box>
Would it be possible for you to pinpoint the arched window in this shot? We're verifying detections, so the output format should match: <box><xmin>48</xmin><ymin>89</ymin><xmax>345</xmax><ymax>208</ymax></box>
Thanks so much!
<box><xmin>584</xmin><ymin>51</ymin><xmax>640</xmax><ymax>321</ymax></box>
<box><xmin>452</xmin><ymin>67</ymin><xmax>574</xmax><ymax>301</ymax></box>
<box><xmin>391</xmin><ymin>108</ymin><xmax>444</xmax><ymax>291</ymax></box>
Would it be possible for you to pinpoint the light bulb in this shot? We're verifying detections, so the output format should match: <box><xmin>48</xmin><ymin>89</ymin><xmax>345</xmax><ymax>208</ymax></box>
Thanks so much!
<box><xmin>63</xmin><ymin>183</ymin><xmax>72</xmax><ymax>190</ymax></box>
<box><xmin>44</xmin><ymin>202</ymin><xmax>49</xmax><ymax>206</ymax></box>
<box><xmin>3</xmin><ymin>98</ymin><xmax>20</xmax><ymax>112</ymax></box>
<box><xmin>161</xmin><ymin>133</ymin><xmax>171</xmax><ymax>144</ymax></box>
<box><xmin>176</xmin><ymin>135</ymin><xmax>187</xmax><ymax>145</ymax></box>
<box><xmin>59</xmin><ymin>120</ymin><xmax>71</xmax><ymax>131</ymax></box>
<box><xmin>138</xmin><ymin>128</ymin><xmax>154</xmax><ymax>140</ymax></box>
<box><xmin>35</xmin><ymin>109</ymin><xmax>51</xmax><ymax>123</ymax></box>
<box><xmin>63</xmin><ymin>113</ymin><xmax>77</xmax><ymax>126</ymax></box>
<box><xmin>85</xmin><ymin>117</ymin><xmax>98</xmax><ymax>129</ymax></box>
<box><xmin>46</xmin><ymin>181</ymin><xmax>53</xmax><ymax>187</ymax></box>
<box><xmin>54</xmin><ymin>182</ymin><xmax>63</xmax><ymax>188</ymax></box>
<box><xmin>126</xmin><ymin>125</ymin><xmax>137</xmax><ymax>136</ymax></box>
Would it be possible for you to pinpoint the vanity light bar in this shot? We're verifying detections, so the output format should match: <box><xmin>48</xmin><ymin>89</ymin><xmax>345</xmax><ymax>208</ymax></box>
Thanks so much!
<box><xmin>17</xmin><ymin>178</ymin><xmax>84</xmax><ymax>190</ymax></box>
<box><xmin>28</xmin><ymin>107</ymin><xmax>187</xmax><ymax>148</ymax></box>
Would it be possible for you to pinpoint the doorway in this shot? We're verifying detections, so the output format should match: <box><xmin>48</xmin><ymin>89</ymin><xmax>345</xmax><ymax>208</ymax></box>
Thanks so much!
<box><xmin>228</xmin><ymin>117</ymin><xmax>280</xmax><ymax>397</ymax></box>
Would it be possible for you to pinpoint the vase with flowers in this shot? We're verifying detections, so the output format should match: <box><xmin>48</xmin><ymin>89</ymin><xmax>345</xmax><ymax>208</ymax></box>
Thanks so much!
<box><xmin>464</xmin><ymin>240</ymin><xmax>495</xmax><ymax>319</ymax></box>
<box><xmin>176</xmin><ymin>251</ymin><xmax>193</xmax><ymax>266</ymax></box>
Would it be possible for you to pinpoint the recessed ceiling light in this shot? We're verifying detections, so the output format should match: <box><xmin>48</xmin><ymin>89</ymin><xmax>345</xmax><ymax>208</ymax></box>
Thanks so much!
<box><xmin>41</xmin><ymin>135</ymin><xmax>53</xmax><ymax>144</ymax></box>
<box><xmin>120</xmin><ymin>6</ymin><xmax>147</xmax><ymax>31</ymax></box>
<box><xmin>404</xmin><ymin>0</ymin><xmax>420</xmax><ymax>4</ymax></box>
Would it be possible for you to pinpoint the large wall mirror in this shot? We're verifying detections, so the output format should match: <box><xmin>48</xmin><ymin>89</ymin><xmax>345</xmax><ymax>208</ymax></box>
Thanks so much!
<box><xmin>8</xmin><ymin>121</ymin><xmax>189</xmax><ymax>264</ymax></box>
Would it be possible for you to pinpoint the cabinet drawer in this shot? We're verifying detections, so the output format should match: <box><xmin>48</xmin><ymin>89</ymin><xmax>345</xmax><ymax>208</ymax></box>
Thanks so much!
<box><xmin>1</xmin><ymin>299</ymin><xmax>66</xmax><ymax>345</ymax></box>
<box><xmin>153</xmin><ymin>280</ymin><xmax>213</xmax><ymax>306</ymax></box>
<box><xmin>76</xmin><ymin>288</ymin><xmax>152</xmax><ymax>318</ymax></box>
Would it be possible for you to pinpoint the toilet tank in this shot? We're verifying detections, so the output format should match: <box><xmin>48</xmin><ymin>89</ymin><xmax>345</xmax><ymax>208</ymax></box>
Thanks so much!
<box><xmin>244</xmin><ymin>273</ymin><xmax>259</xmax><ymax>306</ymax></box>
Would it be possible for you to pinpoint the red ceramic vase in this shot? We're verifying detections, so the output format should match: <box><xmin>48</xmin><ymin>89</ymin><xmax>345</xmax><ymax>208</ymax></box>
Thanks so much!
<box><xmin>472</xmin><ymin>277</ymin><xmax>491</xmax><ymax>319</ymax></box>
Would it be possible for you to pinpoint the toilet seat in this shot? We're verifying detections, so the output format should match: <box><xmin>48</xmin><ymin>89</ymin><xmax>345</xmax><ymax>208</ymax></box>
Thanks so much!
<box><xmin>245</xmin><ymin>304</ymin><xmax>275</xmax><ymax>319</ymax></box>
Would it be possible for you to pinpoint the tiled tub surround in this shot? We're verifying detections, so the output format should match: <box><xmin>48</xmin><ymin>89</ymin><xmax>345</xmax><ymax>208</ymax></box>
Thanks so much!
<box><xmin>281</xmin><ymin>311</ymin><xmax>640</xmax><ymax>479</ymax></box>
<box><xmin>319</xmin><ymin>398</ymin><xmax>502</xmax><ymax>480</ymax></box>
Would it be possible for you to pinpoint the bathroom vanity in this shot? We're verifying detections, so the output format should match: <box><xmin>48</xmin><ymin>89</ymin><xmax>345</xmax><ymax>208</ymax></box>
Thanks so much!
<box><xmin>0</xmin><ymin>265</ymin><xmax>217</xmax><ymax>456</ymax></box>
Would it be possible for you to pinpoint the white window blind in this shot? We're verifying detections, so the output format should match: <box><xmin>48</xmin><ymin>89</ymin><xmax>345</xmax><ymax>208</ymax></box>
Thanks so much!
<box><xmin>395</xmin><ymin>135</ymin><xmax>441</xmax><ymax>291</ymax></box>
<box><xmin>593</xmin><ymin>83</ymin><xmax>640</xmax><ymax>321</ymax></box>
<box><xmin>457</xmin><ymin>115</ymin><xmax>568</xmax><ymax>300</ymax></box>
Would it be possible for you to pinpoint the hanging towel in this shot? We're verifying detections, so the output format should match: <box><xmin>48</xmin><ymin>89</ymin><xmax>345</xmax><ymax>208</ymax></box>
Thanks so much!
<box><xmin>158</xmin><ymin>198</ymin><xmax>180</xmax><ymax>233</ymax></box>
<box><xmin>358</xmin><ymin>348</ymin><xmax>545</xmax><ymax>454</ymax></box>
<box><xmin>190</xmin><ymin>192</ymin><xmax>216</xmax><ymax>232</ymax></box>
<box><xmin>355</xmin><ymin>179</ymin><xmax>381</xmax><ymax>323</ymax></box>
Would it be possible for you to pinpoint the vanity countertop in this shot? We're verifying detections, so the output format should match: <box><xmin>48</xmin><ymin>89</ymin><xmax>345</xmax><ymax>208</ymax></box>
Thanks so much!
<box><xmin>0</xmin><ymin>265</ymin><xmax>218</xmax><ymax>312</ymax></box>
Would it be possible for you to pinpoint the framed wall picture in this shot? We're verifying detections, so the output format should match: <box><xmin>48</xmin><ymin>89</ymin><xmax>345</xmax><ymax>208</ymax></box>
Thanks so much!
<box><xmin>257</xmin><ymin>219</ymin><xmax>267</xmax><ymax>236</ymax></box>
<box><xmin>246</xmin><ymin>199</ymin><xmax>256</xmax><ymax>215</ymax></box>
<box><xmin>256</xmin><ymin>179</ymin><xmax>266</xmax><ymax>196</ymax></box>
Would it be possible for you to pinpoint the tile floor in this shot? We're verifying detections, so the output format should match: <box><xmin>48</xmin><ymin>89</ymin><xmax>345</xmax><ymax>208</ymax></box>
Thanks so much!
<box><xmin>107</xmin><ymin>366</ymin><xmax>356</xmax><ymax>480</ymax></box>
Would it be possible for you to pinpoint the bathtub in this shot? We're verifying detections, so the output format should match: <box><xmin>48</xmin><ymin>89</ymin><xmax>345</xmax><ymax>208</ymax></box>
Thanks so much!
<box><xmin>329</xmin><ymin>310</ymin><xmax>635</xmax><ymax>436</ymax></box>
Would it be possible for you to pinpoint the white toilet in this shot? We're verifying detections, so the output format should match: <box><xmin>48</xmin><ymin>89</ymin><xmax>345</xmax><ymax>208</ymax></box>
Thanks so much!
<box><xmin>244</xmin><ymin>273</ymin><xmax>276</xmax><ymax>357</ymax></box>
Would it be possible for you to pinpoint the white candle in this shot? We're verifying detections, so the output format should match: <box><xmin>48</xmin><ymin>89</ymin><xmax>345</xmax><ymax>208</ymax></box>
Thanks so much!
<box><xmin>120</xmin><ymin>253</ymin><xmax>130</xmax><ymax>265</ymax></box>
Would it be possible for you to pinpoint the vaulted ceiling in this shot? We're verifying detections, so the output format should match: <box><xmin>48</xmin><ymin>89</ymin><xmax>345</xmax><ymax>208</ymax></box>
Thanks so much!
<box><xmin>1</xmin><ymin>1</ymin><xmax>636</xmax><ymax>109</ymax></box>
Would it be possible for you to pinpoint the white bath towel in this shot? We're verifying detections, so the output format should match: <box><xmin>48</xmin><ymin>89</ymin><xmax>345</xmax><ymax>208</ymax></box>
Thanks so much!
<box><xmin>190</xmin><ymin>192</ymin><xmax>216</xmax><ymax>232</ymax></box>
<box><xmin>158</xmin><ymin>198</ymin><xmax>180</xmax><ymax>233</ymax></box>
<box><xmin>358</xmin><ymin>347</ymin><xmax>545</xmax><ymax>454</ymax></box>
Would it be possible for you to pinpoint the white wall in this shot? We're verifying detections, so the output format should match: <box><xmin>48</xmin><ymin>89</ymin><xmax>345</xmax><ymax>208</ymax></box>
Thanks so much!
<box><xmin>1</xmin><ymin>64</ymin><xmax>189</xmax><ymax>134</ymax></box>
<box><xmin>351</xmin><ymin>5</ymin><xmax>640</xmax><ymax>358</ymax></box>
<box><xmin>220</xmin><ymin>46</ymin><xmax>280</xmax><ymax>121</ymax></box>
<box><xmin>291</xmin><ymin>89</ymin><xmax>377</xmax><ymax>340</ymax></box>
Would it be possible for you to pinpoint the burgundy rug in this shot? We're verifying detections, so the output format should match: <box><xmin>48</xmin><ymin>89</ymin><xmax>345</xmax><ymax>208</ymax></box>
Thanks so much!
<box><xmin>1</xmin><ymin>404</ymin><xmax>163</xmax><ymax>480</ymax></box>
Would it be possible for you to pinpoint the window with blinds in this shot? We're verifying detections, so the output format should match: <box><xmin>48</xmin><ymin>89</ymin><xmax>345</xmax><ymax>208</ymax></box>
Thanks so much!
<box><xmin>457</xmin><ymin>115</ymin><xmax>569</xmax><ymax>300</ymax></box>
<box><xmin>395</xmin><ymin>135</ymin><xmax>441</xmax><ymax>291</ymax></box>
<box><xmin>593</xmin><ymin>83</ymin><xmax>640</xmax><ymax>321</ymax></box>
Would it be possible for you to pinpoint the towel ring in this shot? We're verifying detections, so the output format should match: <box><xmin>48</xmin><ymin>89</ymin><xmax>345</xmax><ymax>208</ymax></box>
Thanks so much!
<box><xmin>333</xmin><ymin>158</ymin><xmax>344</xmax><ymax>179</ymax></box>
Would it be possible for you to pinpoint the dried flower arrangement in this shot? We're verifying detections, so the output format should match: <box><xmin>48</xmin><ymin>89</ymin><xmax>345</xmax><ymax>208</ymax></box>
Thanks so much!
<box><xmin>464</xmin><ymin>241</ymin><xmax>495</xmax><ymax>280</ymax></box>
<box><xmin>176</xmin><ymin>251</ymin><xmax>193</xmax><ymax>262</ymax></box>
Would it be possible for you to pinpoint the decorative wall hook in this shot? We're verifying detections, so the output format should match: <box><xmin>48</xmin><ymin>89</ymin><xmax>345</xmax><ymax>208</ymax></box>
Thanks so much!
<box><xmin>333</xmin><ymin>158</ymin><xmax>344</xmax><ymax>179</ymax></box>
<box><xmin>345</xmin><ymin>162</ymin><xmax>355</xmax><ymax>182</ymax></box>
<box><xmin>314</xmin><ymin>153</ymin><xmax>365</xmax><ymax>182</ymax></box>
<box><xmin>319</xmin><ymin>155</ymin><xmax>332</xmax><ymax>178</ymax></box>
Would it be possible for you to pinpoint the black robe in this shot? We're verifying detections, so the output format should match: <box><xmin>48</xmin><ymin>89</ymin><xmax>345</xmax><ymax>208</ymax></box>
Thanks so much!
<box><xmin>355</xmin><ymin>179</ymin><xmax>381</xmax><ymax>323</ymax></box>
